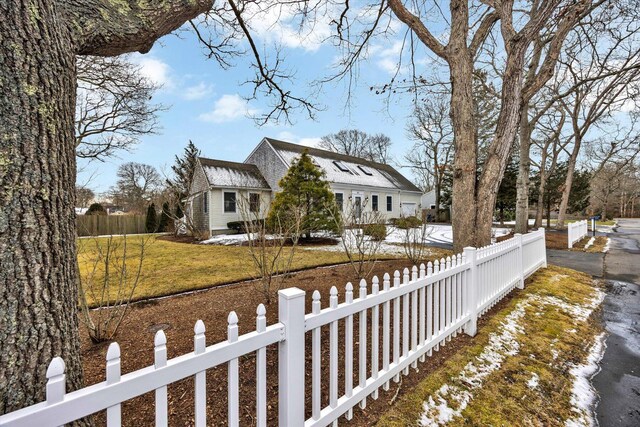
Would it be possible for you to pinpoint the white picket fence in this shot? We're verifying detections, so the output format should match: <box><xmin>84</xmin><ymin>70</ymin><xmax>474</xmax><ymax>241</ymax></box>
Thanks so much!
<box><xmin>0</xmin><ymin>228</ymin><xmax>547</xmax><ymax>427</ymax></box>
<box><xmin>567</xmin><ymin>220</ymin><xmax>588</xmax><ymax>248</ymax></box>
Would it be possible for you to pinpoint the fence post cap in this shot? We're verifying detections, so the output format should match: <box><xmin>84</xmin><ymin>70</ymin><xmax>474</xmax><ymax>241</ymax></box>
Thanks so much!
<box><xmin>463</xmin><ymin>246</ymin><xmax>477</xmax><ymax>252</ymax></box>
<box><xmin>278</xmin><ymin>287</ymin><xmax>305</xmax><ymax>300</ymax></box>
<box><xmin>106</xmin><ymin>342</ymin><xmax>121</xmax><ymax>360</ymax></box>
<box><xmin>46</xmin><ymin>357</ymin><xmax>65</xmax><ymax>378</ymax></box>
<box><xmin>154</xmin><ymin>330</ymin><xmax>167</xmax><ymax>346</ymax></box>
<box><xmin>194</xmin><ymin>319</ymin><xmax>206</xmax><ymax>334</ymax></box>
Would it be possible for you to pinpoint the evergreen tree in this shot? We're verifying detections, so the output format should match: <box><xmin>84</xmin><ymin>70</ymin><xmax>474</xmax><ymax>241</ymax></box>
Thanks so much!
<box><xmin>568</xmin><ymin>168</ymin><xmax>591</xmax><ymax>214</ymax></box>
<box><xmin>145</xmin><ymin>203</ymin><xmax>158</xmax><ymax>233</ymax></box>
<box><xmin>158</xmin><ymin>202</ymin><xmax>171</xmax><ymax>232</ymax></box>
<box><xmin>85</xmin><ymin>202</ymin><xmax>107</xmax><ymax>216</ymax></box>
<box><xmin>495</xmin><ymin>158</ymin><xmax>518</xmax><ymax>224</ymax></box>
<box><xmin>268</xmin><ymin>150</ymin><xmax>338</xmax><ymax>238</ymax></box>
<box><xmin>167</xmin><ymin>140</ymin><xmax>200</xmax><ymax>203</ymax></box>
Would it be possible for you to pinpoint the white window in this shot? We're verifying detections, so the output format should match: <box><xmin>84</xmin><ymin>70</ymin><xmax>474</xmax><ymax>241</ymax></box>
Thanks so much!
<box><xmin>335</xmin><ymin>192</ymin><xmax>344</xmax><ymax>211</ymax></box>
<box><xmin>386</xmin><ymin>195</ymin><xmax>393</xmax><ymax>212</ymax></box>
<box><xmin>358</xmin><ymin>165</ymin><xmax>373</xmax><ymax>176</ymax></box>
<box><xmin>249</xmin><ymin>193</ymin><xmax>260</xmax><ymax>213</ymax></box>
<box><xmin>371</xmin><ymin>194</ymin><xmax>379</xmax><ymax>211</ymax></box>
<box><xmin>333</xmin><ymin>160</ymin><xmax>350</xmax><ymax>172</ymax></box>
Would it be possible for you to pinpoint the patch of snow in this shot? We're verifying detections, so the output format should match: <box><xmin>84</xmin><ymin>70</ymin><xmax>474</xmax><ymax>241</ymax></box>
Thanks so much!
<box><xmin>420</xmin><ymin>299</ymin><xmax>529</xmax><ymax>425</ymax></box>
<box><xmin>419</xmin><ymin>287</ymin><xmax>605</xmax><ymax>425</ymax></box>
<box><xmin>565</xmin><ymin>333</ymin><xmax>607</xmax><ymax>427</ymax></box>
<box><xmin>584</xmin><ymin>237</ymin><xmax>596</xmax><ymax>250</ymax></box>
<box><xmin>603</xmin><ymin>238</ymin><xmax>611</xmax><ymax>253</ymax></box>
<box><xmin>527</xmin><ymin>373</ymin><xmax>539</xmax><ymax>390</ymax></box>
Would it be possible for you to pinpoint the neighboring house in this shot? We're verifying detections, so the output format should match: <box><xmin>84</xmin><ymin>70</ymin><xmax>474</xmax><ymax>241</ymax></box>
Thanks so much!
<box><xmin>421</xmin><ymin>190</ymin><xmax>438</xmax><ymax>210</ymax></box>
<box><xmin>188</xmin><ymin>138</ymin><xmax>422</xmax><ymax>236</ymax></box>
<box><xmin>420</xmin><ymin>189</ymin><xmax>451</xmax><ymax>222</ymax></box>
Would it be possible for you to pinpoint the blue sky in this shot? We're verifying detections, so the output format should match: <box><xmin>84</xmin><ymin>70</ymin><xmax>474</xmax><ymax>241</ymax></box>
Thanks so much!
<box><xmin>77</xmin><ymin>15</ymin><xmax>427</xmax><ymax>194</ymax></box>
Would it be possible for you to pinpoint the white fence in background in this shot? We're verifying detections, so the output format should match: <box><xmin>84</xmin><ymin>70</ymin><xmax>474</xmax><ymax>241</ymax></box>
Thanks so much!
<box><xmin>0</xmin><ymin>229</ymin><xmax>547</xmax><ymax>427</ymax></box>
<box><xmin>568</xmin><ymin>220</ymin><xmax>588</xmax><ymax>248</ymax></box>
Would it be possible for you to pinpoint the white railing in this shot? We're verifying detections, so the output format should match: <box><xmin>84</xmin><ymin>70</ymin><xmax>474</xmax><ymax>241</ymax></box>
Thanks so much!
<box><xmin>568</xmin><ymin>220</ymin><xmax>588</xmax><ymax>248</ymax></box>
<box><xmin>0</xmin><ymin>229</ymin><xmax>547</xmax><ymax>427</ymax></box>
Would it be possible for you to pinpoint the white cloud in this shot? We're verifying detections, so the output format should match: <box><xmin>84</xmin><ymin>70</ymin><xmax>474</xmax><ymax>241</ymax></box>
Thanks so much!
<box><xmin>135</xmin><ymin>57</ymin><xmax>173</xmax><ymax>88</ymax></box>
<box><xmin>183</xmin><ymin>82</ymin><xmax>215</xmax><ymax>100</ymax></box>
<box><xmin>276</xmin><ymin>131</ymin><xmax>321</xmax><ymax>147</ymax></box>
<box><xmin>199</xmin><ymin>94</ymin><xmax>258</xmax><ymax>123</ymax></box>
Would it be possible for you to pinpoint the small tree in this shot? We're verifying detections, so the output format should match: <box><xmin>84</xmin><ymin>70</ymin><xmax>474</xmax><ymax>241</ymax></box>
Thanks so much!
<box><xmin>158</xmin><ymin>202</ymin><xmax>172</xmax><ymax>232</ymax></box>
<box><xmin>78</xmin><ymin>235</ymin><xmax>151</xmax><ymax>342</ymax></box>
<box><xmin>332</xmin><ymin>198</ymin><xmax>387</xmax><ymax>279</ymax></box>
<box><xmin>145</xmin><ymin>203</ymin><xmax>158</xmax><ymax>233</ymax></box>
<box><xmin>398</xmin><ymin>218</ymin><xmax>434</xmax><ymax>265</ymax></box>
<box><xmin>268</xmin><ymin>150</ymin><xmax>338</xmax><ymax>239</ymax></box>
<box><xmin>240</xmin><ymin>195</ymin><xmax>302</xmax><ymax>304</ymax></box>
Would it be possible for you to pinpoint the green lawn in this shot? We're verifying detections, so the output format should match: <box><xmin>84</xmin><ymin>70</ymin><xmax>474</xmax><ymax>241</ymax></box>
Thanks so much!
<box><xmin>78</xmin><ymin>235</ymin><xmax>353</xmax><ymax>306</ymax></box>
<box><xmin>560</xmin><ymin>219</ymin><xmax>616</xmax><ymax>227</ymax></box>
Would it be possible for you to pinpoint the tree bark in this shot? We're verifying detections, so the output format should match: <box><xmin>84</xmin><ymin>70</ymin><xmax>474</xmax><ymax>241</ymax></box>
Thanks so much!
<box><xmin>556</xmin><ymin>136</ymin><xmax>581</xmax><ymax>229</ymax></box>
<box><xmin>515</xmin><ymin>106</ymin><xmax>532</xmax><ymax>233</ymax></box>
<box><xmin>0</xmin><ymin>1</ymin><xmax>83</xmax><ymax>413</ymax></box>
<box><xmin>0</xmin><ymin>0</ymin><xmax>213</xmax><ymax>415</ymax></box>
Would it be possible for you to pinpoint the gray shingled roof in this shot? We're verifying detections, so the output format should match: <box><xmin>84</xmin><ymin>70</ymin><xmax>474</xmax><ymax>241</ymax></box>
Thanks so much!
<box><xmin>199</xmin><ymin>157</ymin><xmax>271</xmax><ymax>189</ymax></box>
<box><xmin>264</xmin><ymin>138</ymin><xmax>422</xmax><ymax>193</ymax></box>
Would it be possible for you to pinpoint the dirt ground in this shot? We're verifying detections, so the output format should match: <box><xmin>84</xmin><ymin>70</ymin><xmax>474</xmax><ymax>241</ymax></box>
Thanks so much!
<box><xmin>80</xmin><ymin>256</ymin><xmax>513</xmax><ymax>426</ymax></box>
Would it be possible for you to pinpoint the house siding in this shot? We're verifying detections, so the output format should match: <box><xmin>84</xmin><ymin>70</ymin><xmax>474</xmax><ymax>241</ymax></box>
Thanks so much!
<box><xmin>245</xmin><ymin>141</ymin><xmax>289</xmax><ymax>191</ymax></box>
<box><xmin>331</xmin><ymin>183</ymin><xmax>422</xmax><ymax>220</ymax></box>
<box><xmin>209</xmin><ymin>188</ymin><xmax>272</xmax><ymax>232</ymax></box>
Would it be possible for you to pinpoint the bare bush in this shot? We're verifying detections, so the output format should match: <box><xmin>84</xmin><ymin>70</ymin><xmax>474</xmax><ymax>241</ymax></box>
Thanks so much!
<box><xmin>78</xmin><ymin>234</ymin><xmax>152</xmax><ymax>343</ymax></box>
<box><xmin>399</xmin><ymin>219</ymin><xmax>434</xmax><ymax>264</ymax></box>
<box><xmin>332</xmin><ymin>197</ymin><xmax>388</xmax><ymax>279</ymax></box>
<box><xmin>239</xmin><ymin>195</ymin><xmax>302</xmax><ymax>304</ymax></box>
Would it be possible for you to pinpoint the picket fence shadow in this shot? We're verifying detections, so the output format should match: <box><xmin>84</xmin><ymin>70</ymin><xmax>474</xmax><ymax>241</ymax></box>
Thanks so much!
<box><xmin>567</xmin><ymin>220</ymin><xmax>588</xmax><ymax>248</ymax></box>
<box><xmin>0</xmin><ymin>229</ymin><xmax>547</xmax><ymax>427</ymax></box>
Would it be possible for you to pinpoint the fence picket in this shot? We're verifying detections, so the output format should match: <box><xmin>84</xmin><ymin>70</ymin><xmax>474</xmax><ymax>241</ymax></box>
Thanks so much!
<box><xmin>256</xmin><ymin>305</ymin><xmax>267</xmax><ymax>427</ymax></box>
<box><xmin>311</xmin><ymin>291</ymin><xmax>322</xmax><ymax>420</ymax></box>
<box><xmin>154</xmin><ymin>331</ymin><xmax>168</xmax><ymax>427</ymax></box>
<box><xmin>392</xmin><ymin>270</ymin><xmax>400</xmax><ymax>382</ymax></box>
<box><xmin>433</xmin><ymin>260</ymin><xmax>440</xmax><ymax>351</ymax></box>
<box><xmin>426</xmin><ymin>261</ymin><xmax>434</xmax><ymax>357</ymax></box>
<box><xmin>371</xmin><ymin>276</ymin><xmax>380</xmax><ymax>400</ymax></box>
<box><xmin>410</xmin><ymin>266</ymin><xmax>418</xmax><ymax>369</ymax></box>
<box><xmin>193</xmin><ymin>321</ymin><xmax>206</xmax><ymax>427</ymax></box>
<box><xmin>345</xmin><ymin>282</ymin><xmax>354</xmax><ymax>420</ymax></box>
<box><xmin>329</xmin><ymin>286</ymin><xmax>339</xmax><ymax>427</ymax></box>
<box><xmin>419</xmin><ymin>263</ymin><xmax>426</xmax><ymax>362</ymax></box>
<box><xmin>227</xmin><ymin>312</ymin><xmax>239</xmax><ymax>427</ymax></box>
<box><xmin>382</xmin><ymin>273</ymin><xmax>391</xmax><ymax>391</ymax></box>
<box><xmin>359</xmin><ymin>279</ymin><xmax>368</xmax><ymax>409</ymax></box>
<box><xmin>402</xmin><ymin>268</ymin><xmax>410</xmax><ymax>375</ymax></box>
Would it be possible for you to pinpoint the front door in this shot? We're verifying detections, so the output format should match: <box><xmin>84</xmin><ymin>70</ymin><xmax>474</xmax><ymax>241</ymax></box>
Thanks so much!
<box><xmin>354</xmin><ymin>196</ymin><xmax>362</xmax><ymax>221</ymax></box>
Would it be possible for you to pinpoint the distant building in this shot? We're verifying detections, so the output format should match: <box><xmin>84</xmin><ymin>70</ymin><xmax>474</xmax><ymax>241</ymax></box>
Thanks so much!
<box><xmin>187</xmin><ymin>137</ymin><xmax>422</xmax><ymax>236</ymax></box>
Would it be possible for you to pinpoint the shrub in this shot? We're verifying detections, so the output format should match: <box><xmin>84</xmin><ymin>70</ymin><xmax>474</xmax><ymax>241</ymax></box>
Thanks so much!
<box><xmin>145</xmin><ymin>203</ymin><xmax>158</xmax><ymax>232</ymax></box>
<box><xmin>228</xmin><ymin>219</ymin><xmax>266</xmax><ymax>233</ymax></box>
<box><xmin>363</xmin><ymin>223</ymin><xmax>387</xmax><ymax>241</ymax></box>
<box><xmin>85</xmin><ymin>203</ymin><xmax>107</xmax><ymax>216</ymax></box>
<box><xmin>392</xmin><ymin>216</ymin><xmax>422</xmax><ymax>229</ymax></box>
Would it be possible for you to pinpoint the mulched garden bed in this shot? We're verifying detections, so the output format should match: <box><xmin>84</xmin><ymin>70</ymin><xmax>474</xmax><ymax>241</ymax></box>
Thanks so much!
<box><xmin>80</xmin><ymin>259</ymin><xmax>518</xmax><ymax>426</ymax></box>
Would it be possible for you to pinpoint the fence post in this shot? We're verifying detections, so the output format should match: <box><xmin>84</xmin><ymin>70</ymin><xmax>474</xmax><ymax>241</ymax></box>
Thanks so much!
<box><xmin>539</xmin><ymin>227</ymin><xmax>547</xmax><ymax>267</ymax></box>
<box><xmin>515</xmin><ymin>233</ymin><xmax>524</xmax><ymax>289</ymax></box>
<box><xmin>463</xmin><ymin>247</ymin><xmax>478</xmax><ymax>337</ymax></box>
<box><xmin>278</xmin><ymin>287</ymin><xmax>306</xmax><ymax>427</ymax></box>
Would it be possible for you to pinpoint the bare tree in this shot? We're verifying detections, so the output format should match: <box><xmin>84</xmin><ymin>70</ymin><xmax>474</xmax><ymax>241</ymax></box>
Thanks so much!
<box><xmin>320</xmin><ymin>129</ymin><xmax>393</xmax><ymax>163</ymax></box>
<box><xmin>75</xmin><ymin>186</ymin><xmax>95</xmax><ymax>208</ymax></box>
<box><xmin>110</xmin><ymin>162</ymin><xmax>163</xmax><ymax>213</ymax></box>
<box><xmin>75</xmin><ymin>55</ymin><xmax>166</xmax><ymax>160</ymax></box>
<box><xmin>331</xmin><ymin>198</ymin><xmax>387</xmax><ymax>279</ymax></box>
<box><xmin>405</xmin><ymin>95</ymin><xmax>454</xmax><ymax>219</ymax></box>
<box><xmin>78</xmin><ymin>234</ymin><xmax>151</xmax><ymax>343</ymax></box>
<box><xmin>399</xmin><ymin>219</ymin><xmax>434</xmax><ymax>265</ymax></box>
<box><xmin>239</xmin><ymin>194</ymin><xmax>302</xmax><ymax>304</ymax></box>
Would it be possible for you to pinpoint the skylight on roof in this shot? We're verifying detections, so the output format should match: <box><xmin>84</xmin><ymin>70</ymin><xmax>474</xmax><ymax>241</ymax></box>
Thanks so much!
<box><xmin>358</xmin><ymin>165</ymin><xmax>373</xmax><ymax>176</ymax></box>
<box><xmin>333</xmin><ymin>160</ymin><xmax>350</xmax><ymax>172</ymax></box>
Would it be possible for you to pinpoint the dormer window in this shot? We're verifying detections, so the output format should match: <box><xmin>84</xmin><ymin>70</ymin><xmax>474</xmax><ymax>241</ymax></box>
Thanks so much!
<box><xmin>358</xmin><ymin>165</ymin><xmax>373</xmax><ymax>176</ymax></box>
<box><xmin>333</xmin><ymin>160</ymin><xmax>350</xmax><ymax>172</ymax></box>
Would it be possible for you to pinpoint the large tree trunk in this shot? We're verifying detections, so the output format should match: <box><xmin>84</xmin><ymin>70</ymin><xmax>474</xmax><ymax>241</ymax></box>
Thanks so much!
<box><xmin>0</xmin><ymin>1</ymin><xmax>83</xmax><ymax>413</ymax></box>
<box><xmin>534</xmin><ymin>173</ymin><xmax>547</xmax><ymax>228</ymax></box>
<box><xmin>556</xmin><ymin>136</ymin><xmax>581</xmax><ymax>229</ymax></box>
<box><xmin>449</xmin><ymin>51</ymin><xmax>478</xmax><ymax>253</ymax></box>
<box><xmin>515</xmin><ymin>108</ymin><xmax>532</xmax><ymax>233</ymax></box>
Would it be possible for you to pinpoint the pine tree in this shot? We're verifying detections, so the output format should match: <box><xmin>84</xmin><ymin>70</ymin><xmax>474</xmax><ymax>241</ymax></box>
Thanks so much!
<box><xmin>145</xmin><ymin>203</ymin><xmax>158</xmax><ymax>233</ymax></box>
<box><xmin>158</xmin><ymin>202</ymin><xmax>171</xmax><ymax>232</ymax></box>
<box><xmin>268</xmin><ymin>150</ymin><xmax>338</xmax><ymax>238</ymax></box>
<box><xmin>167</xmin><ymin>140</ymin><xmax>201</xmax><ymax>202</ymax></box>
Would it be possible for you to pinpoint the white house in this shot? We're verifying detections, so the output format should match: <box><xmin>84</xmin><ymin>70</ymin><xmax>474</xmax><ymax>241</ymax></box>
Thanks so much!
<box><xmin>188</xmin><ymin>138</ymin><xmax>422</xmax><ymax>236</ymax></box>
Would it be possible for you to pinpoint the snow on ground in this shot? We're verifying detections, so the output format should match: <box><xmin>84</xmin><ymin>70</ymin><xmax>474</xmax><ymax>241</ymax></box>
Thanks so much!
<box><xmin>419</xmin><ymin>290</ymin><xmax>604</xmax><ymax>425</ymax></box>
<box><xmin>584</xmin><ymin>237</ymin><xmax>596</xmax><ymax>250</ymax></box>
<box><xmin>603</xmin><ymin>238</ymin><xmax>611</xmax><ymax>253</ymax></box>
<box><xmin>565</xmin><ymin>333</ymin><xmax>607</xmax><ymax>427</ymax></box>
<box><xmin>527</xmin><ymin>373</ymin><xmax>540</xmax><ymax>390</ymax></box>
<box><xmin>199</xmin><ymin>225</ymin><xmax>512</xmax><ymax>255</ymax></box>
